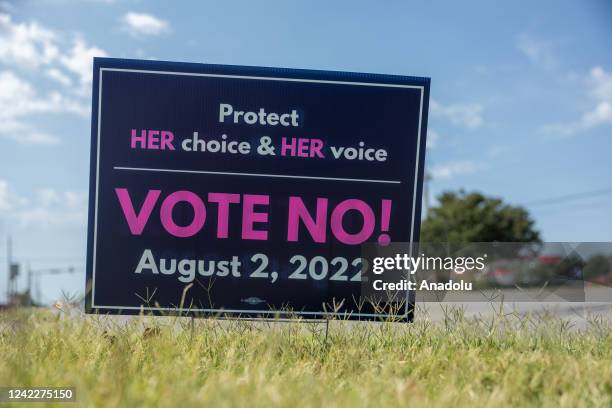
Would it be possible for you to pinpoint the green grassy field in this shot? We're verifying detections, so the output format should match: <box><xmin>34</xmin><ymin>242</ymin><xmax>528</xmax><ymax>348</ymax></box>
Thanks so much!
<box><xmin>0</xmin><ymin>306</ymin><xmax>611</xmax><ymax>407</ymax></box>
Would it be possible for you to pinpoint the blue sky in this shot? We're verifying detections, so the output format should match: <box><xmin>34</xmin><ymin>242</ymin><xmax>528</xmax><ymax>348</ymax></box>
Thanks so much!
<box><xmin>1</xmin><ymin>0</ymin><xmax>611</xmax><ymax>303</ymax></box>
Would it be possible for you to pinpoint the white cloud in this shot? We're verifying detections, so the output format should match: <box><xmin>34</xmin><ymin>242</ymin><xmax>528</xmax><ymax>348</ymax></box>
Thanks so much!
<box><xmin>0</xmin><ymin>13</ymin><xmax>59</xmax><ymax>68</ymax></box>
<box><xmin>38</xmin><ymin>188</ymin><xmax>87</xmax><ymax>211</ymax></box>
<box><xmin>0</xmin><ymin>181</ymin><xmax>87</xmax><ymax>227</ymax></box>
<box><xmin>426</xmin><ymin>129</ymin><xmax>439</xmax><ymax>149</ymax></box>
<box><xmin>0</xmin><ymin>179</ymin><xmax>14</xmax><ymax>210</ymax></box>
<box><xmin>430</xmin><ymin>160</ymin><xmax>485</xmax><ymax>180</ymax></box>
<box><xmin>18</xmin><ymin>189</ymin><xmax>87</xmax><ymax>228</ymax></box>
<box><xmin>0</xmin><ymin>12</ymin><xmax>106</xmax><ymax>143</ymax></box>
<box><xmin>0</xmin><ymin>12</ymin><xmax>107</xmax><ymax>92</ymax></box>
<box><xmin>430</xmin><ymin>99</ymin><xmax>483</xmax><ymax>129</ymax></box>
<box><xmin>0</xmin><ymin>70</ymin><xmax>89</xmax><ymax>116</ymax></box>
<box><xmin>46</xmin><ymin>67</ymin><xmax>72</xmax><ymax>86</ymax></box>
<box><xmin>589</xmin><ymin>66</ymin><xmax>612</xmax><ymax>103</ymax></box>
<box><xmin>59</xmin><ymin>37</ymin><xmax>107</xmax><ymax>92</ymax></box>
<box><xmin>581</xmin><ymin>101</ymin><xmax>612</xmax><ymax>128</ymax></box>
<box><xmin>542</xmin><ymin>66</ymin><xmax>612</xmax><ymax>137</ymax></box>
<box><xmin>37</xmin><ymin>188</ymin><xmax>62</xmax><ymax>207</ymax></box>
<box><xmin>3</xmin><ymin>128</ymin><xmax>60</xmax><ymax>144</ymax></box>
<box><xmin>0</xmin><ymin>70</ymin><xmax>88</xmax><ymax>144</ymax></box>
<box><xmin>121</xmin><ymin>12</ymin><xmax>170</xmax><ymax>36</ymax></box>
<box><xmin>0</xmin><ymin>179</ymin><xmax>27</xmax><ymax>211</ymax></box>
<box><xmin>516</xmin><ymin>34</ymin><xmax>555</xmax><ymax>68</ymax></box>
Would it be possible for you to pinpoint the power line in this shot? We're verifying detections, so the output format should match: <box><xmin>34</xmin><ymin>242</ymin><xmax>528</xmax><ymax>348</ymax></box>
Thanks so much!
<box><xmin>30</xmin><ymin>266</ymin><xmax>83</xmax><ymax>277</ymax></box>
<box><xmin>526</xmin><ymin>187</ymin><xmax>612</xmax><ymax>206</ymax></box>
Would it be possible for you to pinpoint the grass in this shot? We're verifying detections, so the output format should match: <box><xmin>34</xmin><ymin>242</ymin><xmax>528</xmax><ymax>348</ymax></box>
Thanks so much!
<box><xmin>0</xmin><ymin>305</ymin><xmax>611</xmax><ymax>407</ymax></box>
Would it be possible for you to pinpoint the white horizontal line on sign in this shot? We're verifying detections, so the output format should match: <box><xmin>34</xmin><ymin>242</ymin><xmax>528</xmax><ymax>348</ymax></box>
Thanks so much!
<box><xmin>113</xmin><ymin>166</ymin><xmax>402</xmax><ymax>184</ymax></box>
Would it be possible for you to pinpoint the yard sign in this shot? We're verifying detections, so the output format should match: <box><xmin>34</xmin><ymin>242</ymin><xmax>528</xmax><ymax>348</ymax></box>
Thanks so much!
<box><xmin>85</xmin><ymin>58</ymin><xmax>429</xmax><ymax>320</ymax></box>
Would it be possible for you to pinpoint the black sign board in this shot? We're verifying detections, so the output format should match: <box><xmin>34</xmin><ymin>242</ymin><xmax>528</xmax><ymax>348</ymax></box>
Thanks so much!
<box><xmin>85</xmin><ymin>58</ymin><xmax>429</xmax><ymax>320</ymax></box>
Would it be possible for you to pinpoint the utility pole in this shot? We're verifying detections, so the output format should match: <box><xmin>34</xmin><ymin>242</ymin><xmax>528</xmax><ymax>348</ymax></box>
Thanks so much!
<box><xmin>27</xmin><ymin>262</ymin><xmax>32</xmax><ymax>306</ymax></box>
<box><xmin>423</xmin><ymin>172</ymin><xmax>432</xmax><ymax>218</ymax></box>
<box><xmin>29</xmin><ymin>266</ymin><xmax>80</xmax><ymax>306</ymax></box>
<box><xmin>6</xmin><ymin>235</ymin><xmax>11</xmax><ymax>305</ymax></box>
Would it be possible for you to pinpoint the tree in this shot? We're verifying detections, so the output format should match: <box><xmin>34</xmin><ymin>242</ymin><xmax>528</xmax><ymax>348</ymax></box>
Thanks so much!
<box><xmin>421</xmin><ymin>190</ymin><xmax>540</xmax><ymax>243</ymax></box>
<box><xmin>583</xmin><ymin>255</ymin><xmax>610</xmax><ymax>280</ymax></box>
